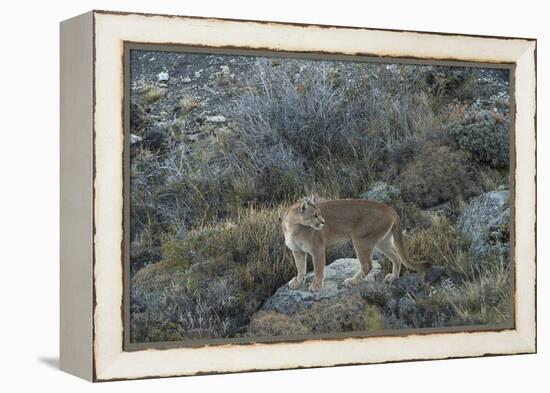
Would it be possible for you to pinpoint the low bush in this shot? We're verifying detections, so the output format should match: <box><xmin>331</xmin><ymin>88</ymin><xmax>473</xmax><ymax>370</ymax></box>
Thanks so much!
<box><xmin>398</xmin><ymin>141</ymin><xmax>482</xmax><ymax>208</ymax></box>
<box><xmin>449</xmin><ymin>110</ymin><xmax>510</xmax><ymax>168</ymax></box>
<box><xmin>142</xmin><ymin>85</ymin><xmax>165</xmax><ymax>104</ymax></box>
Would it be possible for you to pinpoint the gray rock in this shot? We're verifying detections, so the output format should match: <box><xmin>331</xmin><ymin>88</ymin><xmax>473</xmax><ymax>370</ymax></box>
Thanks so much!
<box><xmin>261</xmin><ymin>258</ymin><xmax>383</xmax><ymax>315</ymax></box>
<box><xmin>397</xmin><ymin>296</ymin><xmax>417</xmax><ymax>319</ymax></box>
<box><xmin>457</xmin><ymin>190</ymin><xmax>510</xmax><ymax>264</ymax></box>
<box><xmin>143</xmin><ymin>125</ymin><xmax>168</xmax><ymax>150</ymax></box>
<box><xmin>360</xmin><ymin>182</ymin><xmax>401</xmax><ymax>204</ymax></box>
<box><xmin>157</xmin><ymin>71</ymin><xmax>169</xmax><ymax>82</ymax></box>
<box><xmin>182</xmin><ymin>77</ymin><xmax>192</xmax><ymax>83</ymax></box>
<box><xmin>458</xmin><ymin>190</ymin><xmax>509</xmax><ymax>239</ymax></box>
<box><xmin>425</xmin><ymin>266</ymin><xmax>446</xmax><ymax>284</ymax></box>
<box><xmin>248</xmin><ymin>258</ymin><xmax>443</xmax><ymax>336</ymax></box>
<box><xmin>390</xmin><ymin>274</ymin><xmax>426</xmax><ymax>297</ymax></box>
<box><xmin>206</xmin><ymin>115</ymin><xmax>227</xmax><ymax>123</ymax></box>
<box><xmin>423</xmin><ymin>202</ymin><xmax>451</xmax><ymax>215</ymax></box>
<box><xmin>130</xmin><ymin>134</ymin><xmax>142</xmax><ymax>145</ymax></box>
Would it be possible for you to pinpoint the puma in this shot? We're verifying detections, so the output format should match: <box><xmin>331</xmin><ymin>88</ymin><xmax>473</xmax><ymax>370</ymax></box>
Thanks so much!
<box><xmin>282</xmin><ymin>198</ymin><xmax>430</xmax><ymax>291</ymax></box>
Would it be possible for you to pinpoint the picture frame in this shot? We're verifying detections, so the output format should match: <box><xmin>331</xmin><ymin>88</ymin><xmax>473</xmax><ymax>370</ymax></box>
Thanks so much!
<box><xmin>60</xmin><ymin>10</ymin><xmax>537</xmax><ymax>382</ymax></box>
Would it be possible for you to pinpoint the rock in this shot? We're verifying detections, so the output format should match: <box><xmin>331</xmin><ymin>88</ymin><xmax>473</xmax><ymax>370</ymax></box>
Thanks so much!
<box><xmin>182</xmin><ymin>77</ymin><xmax>192</xmax><ymax>83</ymax></box>
<box><xmin>247</xmin><ymin>259</ymin><xmax>389</xmax><ymax>335</ymax></box>
<box><xmin>157</xmin><ymin>71</ymin><xmax>169</xmax><ymax>82</ymax></box>
<box><xmin>423</xmin><ymin>202</ymin><xmax>451</xmax><ymax>215</ymax></box>
<box><xmin>425</xmin><ymin>266</ymin><xmax>446</xmax><ymax>284</ymax></box>
<box><xmin>247</xmin><ymin>258</ymin><xmax>436</xmax><ymax>336</ymax></box>
<box><xmin>260</xmin><ymin>259</ymin><xmax>383</xmax><ymax>315</ymax></box>
<box><xmin>130</xmin><ymin>134</ymin><xmax>142</xmax><ymax>145</ymax></box>
<box><xmin>397</xmin><ymin>296</ymin><xmax>417</xmax><ymax>319</ymax></box>
<box><xmin>143</xmin><ymin>125</ymin><xmax>168</xmax><ymax>150</ymax></box>
<box><xmin>359</xmin><ymin>284</ymin><xmax>388</xmax><ymax>306</ymax></box>
<box><xmin>458</xmin><ymin>191</ymin><xmax>509</xmax><ymax>239</ymax></box>
<box><xmin>457</xmin><ymin>190</ymin><xmax>510</xmax><ymax>264</ymax></box>
<box><xmin>389</xmin><ymin>274</ymin><xmax>426</xmax><ymax>298</ymax></box>
<box><xmin>205</xmin><ymin>115</ymin><xmax>227</xmax><ymax>123</ymax></box>
<box><xmin>360</xmin><ymin>182</ymin><xmax>401</xmax><ymax>204</ymax></box>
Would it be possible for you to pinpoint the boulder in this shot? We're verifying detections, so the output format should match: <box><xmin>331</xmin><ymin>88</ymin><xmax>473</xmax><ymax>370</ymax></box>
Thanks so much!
<box><xmin>457</xmin><ymin>190</ymin><xmax>510</xmax><ymax>264</ymax></box>
<box><xmin>246</xmin><ymin>258</ymin><xmax>444</xmax><ymax>336</ymax></box>
<box><xmin>360</xmin><ymin>182</ymin><xmax>401</xmax><ymax>204</ymax></box>
<box><xmin>259</xmin><ymin>258</ymin><xmax>383</xmax><ymax>315</ymax></box>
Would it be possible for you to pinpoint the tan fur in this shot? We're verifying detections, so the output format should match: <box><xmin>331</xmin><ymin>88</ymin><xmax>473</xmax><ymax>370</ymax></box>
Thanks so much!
<box><xmin>282</xmin><ymin>198</ymin><xmax>430</xmax><ymax>291</ymax></box>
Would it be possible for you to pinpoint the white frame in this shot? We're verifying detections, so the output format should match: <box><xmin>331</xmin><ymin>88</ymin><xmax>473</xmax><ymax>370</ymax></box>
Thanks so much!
<box><xmin>60</xmin><ymin>10</ymin><xmax>536</xmax><ymax>381</ymax></box>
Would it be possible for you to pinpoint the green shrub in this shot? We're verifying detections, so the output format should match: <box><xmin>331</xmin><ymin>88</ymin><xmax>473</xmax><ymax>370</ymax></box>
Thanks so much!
<box><xmin>398</xmin><ymin>141</ymin><xmax>482</xmax><ymax>208</ymax></box>
<box><xmin>450</xmin><ymin>110</ymin><xmax>510</xmax><ymax>168</ymax></box>
<box><xmin>423</xmin><ymin>66</ymin><xmax>475</xmax><ymax>100</ymax></box>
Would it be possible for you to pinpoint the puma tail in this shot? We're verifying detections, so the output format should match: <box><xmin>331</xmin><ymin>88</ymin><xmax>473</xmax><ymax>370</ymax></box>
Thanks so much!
<box><xmin>392</xmin><ymin>218</ymin><xmax>431</xmax><ymax>272</ymax></box>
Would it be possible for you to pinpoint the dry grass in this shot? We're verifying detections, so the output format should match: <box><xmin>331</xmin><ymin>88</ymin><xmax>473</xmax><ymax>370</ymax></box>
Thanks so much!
<box><xmin>131</xmin><ymin>205</ymin><xmax>296</xmax><ymax>342</ymax></box>
<box><xmin>179</xmin><ymin>95</ymin><xmax>198</xmax><ymax>113</ymax></box>
<box><xmin>142</xmin><ymin>85</ymin><xmax>165</xmax><ymax>104</ymax></box>
<box><xmin>405</xmin><ymin>215</ymin><xmax>512</xmax><ymax>326</ymax></box>
<box><xmin>406</xmin><ymin>215</ymin><xmax>472</xmax><ymax>275</ymax></box>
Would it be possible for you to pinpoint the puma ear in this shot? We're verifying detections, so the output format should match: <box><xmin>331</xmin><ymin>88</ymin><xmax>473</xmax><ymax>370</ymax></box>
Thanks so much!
<box><xmin>301</xmin><ymin>200</ymin><xmax>308</xmax><ymax>211</ymax></box>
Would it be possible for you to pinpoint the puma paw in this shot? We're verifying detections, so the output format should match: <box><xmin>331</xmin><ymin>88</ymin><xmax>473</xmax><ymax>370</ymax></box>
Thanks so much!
<box><xmin>288</xmin><ymin>277</ymin><xmax>304</xmax><ymax>289</ymax></box>
<box><xmin>308</xmin><ymin>280</ymin><xmax>323</xmax><ymax>292</ymax></box>
<box><xmin>343</xmin><ymin>277</ymin><xmax>358</xmax><ymax>287</ymax></box>
<box><xmin>384</xmin><ymin>273</ymin><xmax>398</xmax><ymax>283</ymax></box>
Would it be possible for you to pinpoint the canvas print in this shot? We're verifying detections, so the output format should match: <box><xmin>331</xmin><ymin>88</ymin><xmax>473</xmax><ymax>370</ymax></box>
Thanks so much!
<box><xmin>127</xmin><ymin>48</ymin><xmax>512</xmax><ymax>345</ymax></box>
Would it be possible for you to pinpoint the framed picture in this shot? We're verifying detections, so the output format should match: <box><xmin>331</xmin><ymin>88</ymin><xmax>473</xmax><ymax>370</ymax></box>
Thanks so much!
<box><xmin>60</xmin><ymin>10</ymin><xmax>537</xmax><ymax>382</ymax></box>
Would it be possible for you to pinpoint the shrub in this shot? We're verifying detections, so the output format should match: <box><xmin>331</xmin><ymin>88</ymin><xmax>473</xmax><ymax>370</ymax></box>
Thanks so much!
<box><xmin>398</xmin><ymin>141</ymin><xmax>482</xmax><ymax>208</ymax></box>
<box><xmin>179</xmin><ymin>95</ymin><xmax>199</xmax><ymax>113</ymax></box>
<box><xmin>142</xmin><ymin>85</ymin><xmax>165</xmax><ymax>104</ymax></box>
<box><xmin>449</xmin><ymin>110</ymin><xmax>510</xmax><ymax>168</ymax></box>
<box><xmin>423</xmin><ymin>66</ymin><xmax>475</xmax><ymax>100</ymax></box>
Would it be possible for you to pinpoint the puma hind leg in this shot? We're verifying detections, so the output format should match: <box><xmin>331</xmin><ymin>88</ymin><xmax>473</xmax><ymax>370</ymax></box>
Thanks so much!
<box><xmin>343</xmin><ymin>237</ymin><xmax>375</xmax><ymax>287</ymax></box>
<box><xmin>376</xmin><ymin>231</ymin><xmax>402</xmax><ymax>283</ymax></box>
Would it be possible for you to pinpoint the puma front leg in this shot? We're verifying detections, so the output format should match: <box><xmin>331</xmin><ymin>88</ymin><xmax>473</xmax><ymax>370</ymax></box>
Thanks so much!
<box><xmin>309</xmin><ymin>248</ymin><xmax>326</xmax><ymax>292</ymax></box>
<box><xmin>288</xmin><ymin>250</ymin><xmax>307</xmax><ymax>289</ymax></box>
